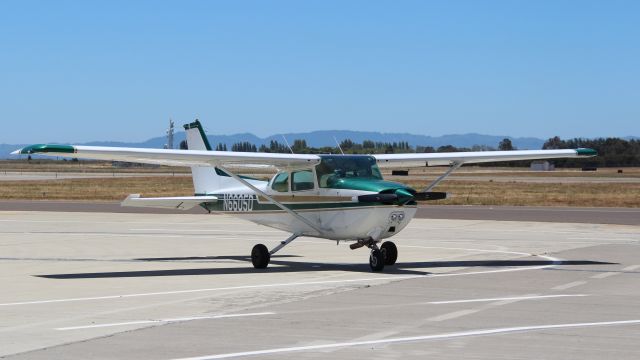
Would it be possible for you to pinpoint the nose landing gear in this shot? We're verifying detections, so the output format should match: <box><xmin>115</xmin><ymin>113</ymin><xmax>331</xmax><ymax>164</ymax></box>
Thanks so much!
<box><xmin>380</xmin><ymin>241</ymin><xmax>398</xmax><ymax>266</ymax></box>
<box><xmin>355</xmin><ymin>239</ymin><xmax>397</xmax><ymax>272</ymax></box>
<box><xmin>369</xmin><ymin>248</ymin><xmax>385</xmax><ymax>271</ymax></box>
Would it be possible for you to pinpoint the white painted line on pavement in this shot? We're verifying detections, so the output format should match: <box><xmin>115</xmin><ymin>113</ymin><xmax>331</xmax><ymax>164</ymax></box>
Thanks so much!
<box><xmin>591</xmin><ymin>272</ymin><xmax>620</xmax><ymax>279</ymax></box>
<box><xmin>171</xmin><ymin>319</ymin><xmax>640</xmax><ymax>360</ymax></box>
<box><xmin>0</xmin><ymin>248</ymin><xmax>561</xmax><ymax>307</ymax></box>
<box><xmin>5</xmin><ymin>232</ymin><xmax>184</xmax><ymax>238</ymax></box>
<box><xmin>552</xmin><ymin>281</ymin><xmax>587</xmax><ymax>290</ymax></box>
<box><xmin>623</xmin><ymin>265</ymin><xmax>640</xmax><ymax>271</ymax></box>
<box><xmin>428</xmin><ymin>294</ymin><xmax>588</xmax><ymax>305</ymax></box>
<box><xmin>130</xmin><ymin>228</ymin><xmax>280</xmax><ymax>233</ymax></box>
<box><xmin>428</xmin><ymin>309</ymin><xmax>480</xmax><ymax>322</ymax></box>
<box><xmin>592</xmin><ymin>265</ymin><xmax>640</xmax><ymax>279</ymax></box>
<box><xmin>0</xmin><ymin>276</ymin><xmax>422</xmax><ymax>307</ymax></box>
<box><xmin>55</xmin><ymin>312</ymin><xmax>274</xmax><ymax>331</ymax></box>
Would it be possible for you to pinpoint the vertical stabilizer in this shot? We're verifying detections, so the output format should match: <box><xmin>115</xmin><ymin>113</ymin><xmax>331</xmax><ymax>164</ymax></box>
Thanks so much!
<box><xmin>183</xmin><ymin>120</ymin><xmax>223</xmax><ymax>194</ymax></box>
<box><xmin>184</xmin><ymin>120</ymin><xmax>212</xmax><ymax>151</ymax></box>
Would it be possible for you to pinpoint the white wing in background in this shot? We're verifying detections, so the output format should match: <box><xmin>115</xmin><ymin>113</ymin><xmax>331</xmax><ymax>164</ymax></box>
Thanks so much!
<box><xmin>12</xmin><ymin>144</ymin><xmax>320</xmax><ymax>169</ymax></box>
<box><xmin>373</xmin><ymin>149</ymin><xmax>597</xmax><ymax>167</ymax></box>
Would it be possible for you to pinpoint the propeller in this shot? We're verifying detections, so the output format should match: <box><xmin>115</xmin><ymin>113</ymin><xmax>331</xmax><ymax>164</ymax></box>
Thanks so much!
<box><xmin>357</xmin><ymin>190</ymin><xmax>448</xmax><ymax>205</ymax></box>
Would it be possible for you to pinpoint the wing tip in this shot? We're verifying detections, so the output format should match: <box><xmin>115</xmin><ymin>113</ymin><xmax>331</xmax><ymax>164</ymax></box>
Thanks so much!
<box><xmin>576</xmin><ymin>148</ymin><xmax>597</xmax><ymax>157</ymax></box>
<box><xmin>10</xmin><ymin>144</ymin><xmax>76</xmax><ymax>155</ymax></box>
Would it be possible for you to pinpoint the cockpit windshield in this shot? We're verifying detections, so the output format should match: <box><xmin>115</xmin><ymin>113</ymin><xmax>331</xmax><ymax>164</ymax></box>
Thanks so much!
<box><xmin>316</xmin><ymin>155</ymin><xmax>383</xmax><ymax>188</ymax></box>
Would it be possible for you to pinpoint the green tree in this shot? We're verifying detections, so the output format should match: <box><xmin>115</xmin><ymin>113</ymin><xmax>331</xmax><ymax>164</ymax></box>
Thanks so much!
<box><xmin>498</xmin><ymin>138</ymin><xmax>515</xmax><ymax>151</ymax></box>
<box><xmin>292</xmin><ymin>139</ymin><xmax>307</xmax><ymax>153</ymax></box>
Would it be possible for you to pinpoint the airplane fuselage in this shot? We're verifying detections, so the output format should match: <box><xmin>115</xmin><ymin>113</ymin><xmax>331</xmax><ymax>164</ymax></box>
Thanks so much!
<box><xmin>199</xmin><ymin>155</ymin><xmax>419</xmax><ymax>242</ymax></box>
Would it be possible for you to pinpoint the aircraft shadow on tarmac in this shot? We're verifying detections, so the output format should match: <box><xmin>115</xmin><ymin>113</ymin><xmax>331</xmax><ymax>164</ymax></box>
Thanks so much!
<box><xmin>35</xmin><ymin>256</ymin><xmax>616</xmax><ymax>279</ymax></box>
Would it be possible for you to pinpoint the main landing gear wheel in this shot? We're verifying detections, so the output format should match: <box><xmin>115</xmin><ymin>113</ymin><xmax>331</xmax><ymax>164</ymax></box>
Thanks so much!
<box><xmin>251</xmin><ymin>244</ymin><xmax>270</xmax><ymax>269</ymax></box>
<box><xmin>380</xmin><ymin>241</ymin><xmax>398</xmax><ymax>266</ymax></box>
<box><xmin>369</xmin><ymin>249</ymin><xmax>385</xmax><ymax>272</ymax></box>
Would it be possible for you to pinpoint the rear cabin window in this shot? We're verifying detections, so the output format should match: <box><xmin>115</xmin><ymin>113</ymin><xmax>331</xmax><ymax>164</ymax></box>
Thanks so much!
<box><xmin>292</xmin><ymin>170</ymin><xmax>315</xmax><ymax>191</ymax></box>
<box><xmin>316</xmin><ymin>156</ymin><xmax>383</xmax><ymax>188</ymax></box>
<box><xmin>271</xmin><ymin>172</ymin><xmax>289</xmax><ymax>192</ymax></box>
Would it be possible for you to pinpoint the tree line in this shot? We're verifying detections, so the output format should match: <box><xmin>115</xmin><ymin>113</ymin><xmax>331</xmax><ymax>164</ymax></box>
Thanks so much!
<box><xmin>180</xmin><ymin>136</ymin><xmax>639</xmax><ymax>167</ymax></box>
<box><xmin>542</xmin><ymin>136</ymin><xmax>639</xmax><ymax>167</ymax></box>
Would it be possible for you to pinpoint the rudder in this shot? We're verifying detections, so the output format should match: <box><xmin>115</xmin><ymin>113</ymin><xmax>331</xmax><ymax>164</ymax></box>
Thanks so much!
<box><xmin>183</xmin><ymin>120</ymin><xmax>224</xmax><ymax>195</ymax></box>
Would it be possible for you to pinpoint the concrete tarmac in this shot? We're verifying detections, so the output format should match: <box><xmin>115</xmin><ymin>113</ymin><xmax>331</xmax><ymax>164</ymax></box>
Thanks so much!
<box><xmin>1</xmin><ymin>211</ymin><xmax>639</xmax><ymax>359</ymax></box>
<box><xmin>0</xmin><ymin>200</ymin><xmax>638</xmax><ymax>225</ymax></box>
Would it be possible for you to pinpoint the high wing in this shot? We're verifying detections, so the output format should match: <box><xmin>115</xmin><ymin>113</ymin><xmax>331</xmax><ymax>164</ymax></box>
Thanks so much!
<box><xmin>12</xmin><ymin>145</ymin><xmax>597</xmax><ymax>169</ymax></box>
<box><xmin>11</xmin><ymin>144</ymin><xmax>320</xmax><ymax>169</ymax></box>
<box><xmin>373</xmin><ymin>148</ymin><xmax>597</xmax><ymax>167</ymax></box>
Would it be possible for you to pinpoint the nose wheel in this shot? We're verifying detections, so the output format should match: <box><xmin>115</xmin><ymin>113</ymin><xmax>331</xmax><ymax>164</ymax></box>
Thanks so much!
<box><xmin>380</xmin><ymin>241</ymin><xmax>398</xmax><ymax>266</ymax></box>
<box><xmin>369</xmin><ymin>248</ymin><xmax>385</xmax><ymax>271</ymax></box>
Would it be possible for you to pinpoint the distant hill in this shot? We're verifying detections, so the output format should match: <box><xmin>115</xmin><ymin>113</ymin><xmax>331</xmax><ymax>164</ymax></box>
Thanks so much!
<box><xmin>2</xmin><ymin>131</ymin><xmax>637</xmax><ymax>159</ymax></box>
<box><xmin>85</xmin><ymin>131</ymin><xmax>548</xmax><ymax>150</ymax></box>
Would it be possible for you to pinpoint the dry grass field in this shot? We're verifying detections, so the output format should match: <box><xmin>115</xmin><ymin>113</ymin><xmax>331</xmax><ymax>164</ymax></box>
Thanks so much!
<box><xmin>0</xmin><ymin>159</ymin><xmax>190</xmax><ymax>173</ymax></box>
<box><xmin>0</xmin><ymin>176</ymin><xmax>194</xmax><ymax>201</ymax></box>
<box><xmin>1</xmin><ymin>161</ymin><xmax>639</xmax><ymax>207</ymax></box>
<box><xmin>407</xmin><ymin>180</ymin><xmax>640</xmax><ymax>207</ymax></box>
<box><xmin>1</xmin><ymin>174</ymin><xmax>638</xmax><ymax>207</ymax></box>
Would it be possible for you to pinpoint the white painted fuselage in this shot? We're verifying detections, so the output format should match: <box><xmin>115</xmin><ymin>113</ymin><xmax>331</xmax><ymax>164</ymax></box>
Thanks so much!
<box><xmin>208</xmin><ymin>180</ymin><xmax>417</xmax><ymax>242</ymax></box>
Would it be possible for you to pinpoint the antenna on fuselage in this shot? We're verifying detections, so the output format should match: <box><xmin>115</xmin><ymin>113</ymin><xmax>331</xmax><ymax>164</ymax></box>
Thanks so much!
<box><xmin>333</xmin><ymin>136</ymin><xmax>345</xmax><ymax>155</ymax></box>
<box><xmin>281</xmin><ymin>135</ymin><xmax>294</xmax><ymax>154</ymax></box>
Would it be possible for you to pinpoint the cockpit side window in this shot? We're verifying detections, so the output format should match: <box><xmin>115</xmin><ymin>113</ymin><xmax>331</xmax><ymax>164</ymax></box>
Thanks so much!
<box><xmin>271</xmin><ymin>172</ymin><xmax>289</xmax><ymax>192</ymax></box>
<box><xmin>292</xmin><ymin>170</ymin><xmax>315</xmax><ymax>191</ymax></box>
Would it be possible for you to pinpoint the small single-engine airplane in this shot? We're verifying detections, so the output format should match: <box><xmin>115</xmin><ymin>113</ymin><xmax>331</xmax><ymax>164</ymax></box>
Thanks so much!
<box><xmin>13</xmin><ymin>120</ymin><xmax>597</xmax><ymax>271</ymax></box>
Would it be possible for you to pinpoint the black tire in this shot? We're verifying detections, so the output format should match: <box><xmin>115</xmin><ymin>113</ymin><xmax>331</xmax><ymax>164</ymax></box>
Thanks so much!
<box><xmin>380</xmin><ymin>241</ymin><xmax>398</xmax><ymax>266</ymax></box>
<box><xmin>251</xmin><ymin>244</ymin><xmax>270</xmax><ymax>269</ymax></box>
<box><xmin>369</xmin><ymin>249</ymin><xmax>385</xmax><ymax>272</ymax></box>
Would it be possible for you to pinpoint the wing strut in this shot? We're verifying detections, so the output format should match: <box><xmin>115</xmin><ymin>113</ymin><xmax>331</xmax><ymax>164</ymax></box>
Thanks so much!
<box><xmin>423</xmin><ymin>161</ymin><xmax>463</xmax><ymax>192</ymax></box>
<box><xmin>216</xmin><ymin>165</ymin><xmax>325</xmax><ymax>236</ymax></box>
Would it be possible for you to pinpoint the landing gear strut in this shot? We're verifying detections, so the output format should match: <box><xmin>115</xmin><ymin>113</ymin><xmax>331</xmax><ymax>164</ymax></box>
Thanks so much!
<box><xmin>251</xmin><ymin>233</ymin><xmax>300</xmax><ymax>269</ymax></box>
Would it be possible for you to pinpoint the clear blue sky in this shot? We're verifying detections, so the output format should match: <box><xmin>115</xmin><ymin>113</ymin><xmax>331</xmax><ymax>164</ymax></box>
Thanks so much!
<box><xmin>1</xmin><ymin>0</ymin><xmax>638</xmax><ymax>143</ymax></box>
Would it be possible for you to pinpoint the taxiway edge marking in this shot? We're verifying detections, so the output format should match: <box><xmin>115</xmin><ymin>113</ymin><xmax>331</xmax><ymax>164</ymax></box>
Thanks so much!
<box><xmin>171</xmin><ymin>319</ymin><xmax>640</xmax><ymax>360</ymax></box>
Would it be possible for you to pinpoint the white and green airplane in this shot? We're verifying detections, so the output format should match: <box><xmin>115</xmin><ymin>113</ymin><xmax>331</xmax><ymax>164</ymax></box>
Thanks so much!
<box><xmin>13</xmin><ymin>120</ymin><xmax>597</xmax><ymax>271</ymax></box>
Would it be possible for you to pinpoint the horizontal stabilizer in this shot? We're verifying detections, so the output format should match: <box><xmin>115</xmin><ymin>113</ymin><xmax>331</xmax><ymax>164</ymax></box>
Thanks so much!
<box><xmin>121</xmin><ymin>194</ymin><xmax>217</xmax><ymax>210</ymax></box>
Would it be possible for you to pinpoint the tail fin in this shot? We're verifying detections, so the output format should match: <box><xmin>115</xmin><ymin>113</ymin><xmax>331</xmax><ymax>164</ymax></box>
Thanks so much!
<box><xmin>184</xmin><ymin>120</ymin><xmax>213</xmax><ymax>151</ymax></box>
<box><xmin>183</xmin><ymin>120</ymin><xmax>226</xmax><ymax>195</ymax></box>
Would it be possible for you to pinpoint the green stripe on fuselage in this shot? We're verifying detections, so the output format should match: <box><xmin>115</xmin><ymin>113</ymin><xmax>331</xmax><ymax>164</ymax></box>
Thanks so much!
<box><xmin>198</xmin><ymin>194</ymin><xmax>412</xmax><ymax>213</ymax></box>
